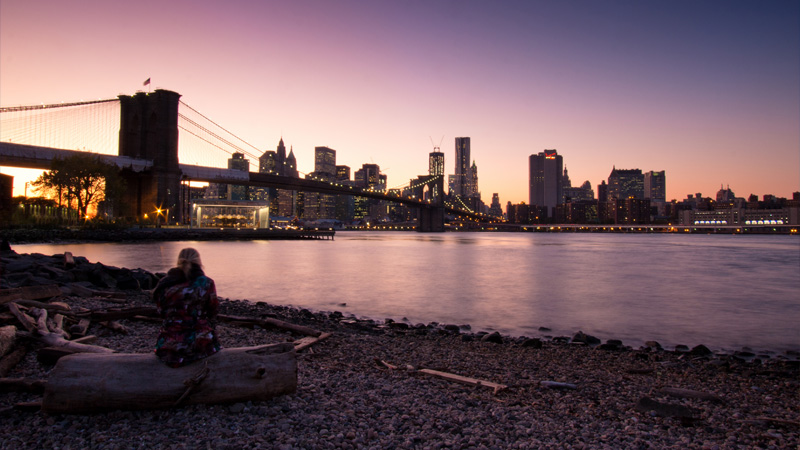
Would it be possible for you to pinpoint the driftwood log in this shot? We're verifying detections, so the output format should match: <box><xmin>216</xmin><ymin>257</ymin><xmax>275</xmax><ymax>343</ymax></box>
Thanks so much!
<box><xmin>42</xmin><ymin>342</ymin><xmax>297</xmax><ymax>414</ymax></box>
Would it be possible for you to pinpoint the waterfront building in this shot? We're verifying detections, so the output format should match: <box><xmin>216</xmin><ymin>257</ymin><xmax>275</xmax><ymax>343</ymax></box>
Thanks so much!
<box><xmin>644</xmin><ymin>170</ymin><xmax>666</xmax><ymax>202</ymax></box>
<box><xmin>191</xmin><ymin>198</ymin><xmax>269</xmax><ymax>229</ymax></box>
<box><xmin>528</xmin><ymin>149</ymin><xmax>563</xmax><ymax>218</ymax></box>
<box><xmin>609</xmin><ymin>197</ymin><xmax>651</xmax><ymax>224</ymax></box>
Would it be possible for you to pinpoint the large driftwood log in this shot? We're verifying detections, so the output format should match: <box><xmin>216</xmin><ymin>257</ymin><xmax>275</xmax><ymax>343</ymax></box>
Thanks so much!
<box><xmin>42</xmin><ymin>342</ymin><xmax>297</xmax><ymax>414</ymax></box>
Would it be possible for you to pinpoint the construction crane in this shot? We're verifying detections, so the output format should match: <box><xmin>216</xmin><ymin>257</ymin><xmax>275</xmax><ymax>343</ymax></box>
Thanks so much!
<box><xmin>429</xmin><ymin>135</ymin><xmax>444</xmax><ymax>153</ymax></box>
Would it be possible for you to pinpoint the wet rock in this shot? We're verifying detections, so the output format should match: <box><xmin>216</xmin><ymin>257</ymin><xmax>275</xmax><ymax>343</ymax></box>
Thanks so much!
<box><xmin>443</xmin><ymin>324</ymin><xmax>461</xmax><ymax>334</ymax></box>
<box><xmin>644</xmin><ymin>341</ymin><xmax>662</xmax><ymax>350</ymax></box>
<box><xmin>572</xmin><ymin>331</ymin><xmax>600</xmax><ymax>345</ymax></box>
<box><xmin>521</xmin><ymin>338</ymin><xmax>543</xmax><ymax>349</ymax></box>
<box><xmin>481</xmin><ymin>332</ymin><xmax>503</xmax><ymax>344</ymax></box>
<box><xmin>675</xmin><ymin>344</ymin><xmax>690</xmax><ymax>352</ymax></box>
<box><xmin>690</xmin><ymin>345</ymin><xmax>713</xmax><ymax>356</ymax></box>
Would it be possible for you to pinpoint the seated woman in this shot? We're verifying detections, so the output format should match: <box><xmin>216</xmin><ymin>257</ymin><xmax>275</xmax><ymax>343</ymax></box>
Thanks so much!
<box><xmin>152</xmin><ymin>248</ymin><xmax>221</xmax><ymax>367</ymax></box>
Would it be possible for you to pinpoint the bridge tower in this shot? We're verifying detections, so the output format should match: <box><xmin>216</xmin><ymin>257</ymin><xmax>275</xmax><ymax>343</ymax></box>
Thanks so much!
<box><xmin>417</xmin><ymin>175</ymin><xmax>445</xmax><ymax>232</ymax></box>
<box><xmin>117</xmin><ymin>90</ymin><xmax>182</xmax><ymax>223</ymax></box>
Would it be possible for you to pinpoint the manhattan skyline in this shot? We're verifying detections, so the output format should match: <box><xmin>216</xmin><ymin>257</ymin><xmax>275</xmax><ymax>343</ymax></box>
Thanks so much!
<box><xmin>1</xmin><ymin>0</ymin><xmax>798</xmax><ymax>204</ymax></box>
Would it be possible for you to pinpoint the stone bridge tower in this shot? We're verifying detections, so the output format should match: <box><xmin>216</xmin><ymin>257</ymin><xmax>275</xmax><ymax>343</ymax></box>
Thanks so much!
<box><xmin>117</xmin><ymin>90</ymin><xmax>182</xmax><ymax>223</ymax></box>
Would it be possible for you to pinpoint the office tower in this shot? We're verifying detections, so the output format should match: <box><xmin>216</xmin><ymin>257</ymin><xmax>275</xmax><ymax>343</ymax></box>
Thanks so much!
<box><xmin>469</xmin><ymin>161</ymin><xmax>479</xmax><ymax>198</ymax></box>
<box><xmin>429</xmin><ymin>150</ymin><xmax>444</xmax><ymax>177</ymax></box>
<box><xmin>716</xmin><ymin>185</ymin><xmax>735</xmax><ymax>203</ymax></box>
<box><xmin>454</xmin><ymin>137</ymin><xmax>470</xmax><ymax>197</ymax></box>
<box><xmin>336</xmin><ymin>165</ymin><xmax>351</xmax><ymax>182</ymax></box>
<box><xmin>607</xmin><ymin>167</ymin><xmax>644</xmax><ymax>200</ymax></box>
<box><xmin>314</xmin><ymin>146</ymin><xmax>336</xmax><ymax>178</ymax></box>
<box><xmin>276</xmin><ymin>138</ymin><xmax>287</xmax><ymax>175</ymax></box>
<box><xmin>489</xmin><ymin>193</ymin><xmax>502</xmax><ymax>217</ymax></box>
<box><xmin>355</xmin><ymin>164</ymin><xmax>383</xmax><ymax>190</ymax></box>
<box><xmin>528</xmin><ymin>149</ymin><xmax>563</xmax><ymax>217</ymax></box>
<box><xmin>275</xmin><ymin>147</ymin><xmax>298</xmax><ymax>217</ymax></box>
<box><xmin>644</xmin><ymin>170</ymin><xmax>666</xmax><ymax>202</ymax></box>
<box><xmin>597</xmin><ymin>180</ymin><xmax>608</xmax><ymax>202</ymax></box>
<box><xmin>227</xmin><ymin>152</ymin><xmax>250</xmax><ymax>201</ymax></box>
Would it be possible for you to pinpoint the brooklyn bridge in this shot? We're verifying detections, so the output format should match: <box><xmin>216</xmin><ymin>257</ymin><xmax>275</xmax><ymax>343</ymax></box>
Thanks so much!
<box><xmin>0</xmin><ymin>89</ymin><xmax>495</xmax><ymax>232</ymax></box>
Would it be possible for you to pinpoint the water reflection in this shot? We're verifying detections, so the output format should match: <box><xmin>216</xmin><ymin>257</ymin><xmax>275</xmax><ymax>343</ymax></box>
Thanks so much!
<box><xmin>14</xmin><ymin>232</ymin><xmax>800</xmax><ymax>352</ymax></box>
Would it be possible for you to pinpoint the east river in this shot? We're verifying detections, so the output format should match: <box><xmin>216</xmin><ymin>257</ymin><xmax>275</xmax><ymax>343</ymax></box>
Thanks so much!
<box><xmin>15</xmin><ymin>232</ymin><xmax>800</xmax><ymax>352</ymax></box>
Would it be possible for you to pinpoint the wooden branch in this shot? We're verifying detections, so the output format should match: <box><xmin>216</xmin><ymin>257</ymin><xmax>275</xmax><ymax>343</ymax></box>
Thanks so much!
<box><xmin>98</xmin><ymin>321</ymin><xmax>129</xmax><ymax>335</ymax></box>
<box><xmin>73</xmin><ymin>306</ymin><xmax>158</xmax><ymax>321</ymax></box>
<box><xmin>418</xmin><ymin>368</ymin><xmax>508</xmax><ymax>395</ymax></box>
<box><xmin>218</xmin><ymin>314</ymin><xmax>322</xmax><ymax>337</ymax></box>
<box><xmin>376</xmin><ymin>359</ymin><xmax>398</xmax><ymax>370</ymax></box>
<box><xmin>657</xmin><ymin>387</ymin><xmax>724</xmax><ymax>403</ymax></box>
<box><xmin>0</xmin><ymin>378</ymin><xmax>46</xmax><ymax>393</ymax></box>
<box><xmin>540</xmin><ymin>381</ymin><xmax>578</xmax><ymax>390</ymax></box>
<box><xmin>47</xmin><ymin>314</ymin><xmax>70</xmax><ymax>339</ymax></box>
<box><xmin>0</xmin><ymin>346</ymin><xmax>28</xmax><ymax>377</ymax></box>
<box><xmin>7</xmin><ymin>303</ymin><xmax>36</xmax><ymax>333</ymax></box>
<box><xmin>13</xmin><ymin>299</ymin><xmax>71</xmax><ymax>313</ymax></box>
<box><xmin>0</xmin><ymin>285</ymin><xmax>63</xmax><ymax>305</ymax></box>
<box><xmin>293</xmin><ymin>332</ymin><xmax>332</xmax><ymax>352</ymax></box>
<box><xmin>68</xmin><ymin>319</ymin><xmax>91</xmax><ymax>337</ymax></box>
<box><xmin>26</xmin><ymin>309</ymin><xmax>113</xmax><ymax>355</ymax></box>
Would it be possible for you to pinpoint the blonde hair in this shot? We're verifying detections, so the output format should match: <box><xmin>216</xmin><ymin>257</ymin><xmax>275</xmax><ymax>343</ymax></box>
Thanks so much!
<box><xmin>176</xmin><ymin>248</ymin><xmax>202</xmax><ymax>278</ymax></box>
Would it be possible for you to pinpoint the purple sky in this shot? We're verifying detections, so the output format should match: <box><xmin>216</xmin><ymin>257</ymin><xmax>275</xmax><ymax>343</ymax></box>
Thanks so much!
<box><xmin>1</xmin><ymin>0</ymin><xmax>798</xmax><ymax>203</ymax></box>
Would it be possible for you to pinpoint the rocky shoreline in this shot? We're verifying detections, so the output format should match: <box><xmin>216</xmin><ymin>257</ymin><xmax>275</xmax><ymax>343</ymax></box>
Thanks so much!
<box><xmin>1</xmin><ymin>249</ymin><xmax>798</xmax><ymax>449</ymax></box>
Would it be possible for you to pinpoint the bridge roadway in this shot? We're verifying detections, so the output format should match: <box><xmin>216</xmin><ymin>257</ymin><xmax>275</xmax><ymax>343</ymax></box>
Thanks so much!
<box><xmin>0</xmin><ymin>141</ymin><xmax>485</xmax><ymax>221</ymax></box>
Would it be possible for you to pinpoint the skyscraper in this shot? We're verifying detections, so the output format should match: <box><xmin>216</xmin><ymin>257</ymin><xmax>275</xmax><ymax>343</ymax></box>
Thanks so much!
<box><xmin>607</xmin><ymin>167</ymin><xmax>644</xmax><ymax>200</ymax></box>
<box><xmin>429</xmin><ymin>150</ymin><xmax>444</xmax><ymax>177</ymax></box>
<box><xmin>454</xmin><ymin>137</ymin><xmax>470</xmax><ymax>197</ymax></box>
<box><xmin>227</xmin><ymin>152</ymin><xmax>250</xmax><ymax>201</ymax></box>
<box><xmin>314</xmin><ymin>146</ymin><xmax>336</xmax><ymax>178</ymax></box>
<box><xmin>644</xmin><ymin>170</ymin><xmax>666</xmax><ymax>202</ymax></box>
<box><xmin>529</xmin><ymin>149</ymin><xmax>563</xmax><ymax>217</ymax></box>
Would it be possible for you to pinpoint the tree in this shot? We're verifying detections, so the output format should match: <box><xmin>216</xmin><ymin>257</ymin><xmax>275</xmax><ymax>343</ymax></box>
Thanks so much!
<box><xmin>31</xmin><ymin>153</ymin><xmax>124</xmax><ymax>219</ymax></box>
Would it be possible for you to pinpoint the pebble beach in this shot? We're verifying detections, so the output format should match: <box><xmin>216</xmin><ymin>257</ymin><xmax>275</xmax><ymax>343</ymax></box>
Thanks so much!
<box><xmin>1</xmin><ymin>250</ymin><xmax>799</xmax><ymax>449</ymax></box>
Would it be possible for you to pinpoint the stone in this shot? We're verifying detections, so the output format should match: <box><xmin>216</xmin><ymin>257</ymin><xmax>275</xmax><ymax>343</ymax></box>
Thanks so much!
<box><xmin>521</xmin><ymin>338</ymin><xmax>542</xmax><ymax>349</ymax></box>
<box><xmin>644</xmin><ymin>341</ymin><xmax>662</xmax><ymax>350</ymax></box>
<box><xmin>571</xmin><ymin>331</ymin><xmax>600</xmax><ymax>345</ymax></box>
<box><xmin>689</xmin><ymin>345</ymin><xmax>713</xmax><ymax>356</ymax></box>
<box><xmin>444</xmin><ymin>324</ymin><xmax>461</xmax><ymax>334</ymax></box>
<box><xmin>481</xmin><ymin>332</ymin><xmax>503</xmax><ymax>344</ymax></box>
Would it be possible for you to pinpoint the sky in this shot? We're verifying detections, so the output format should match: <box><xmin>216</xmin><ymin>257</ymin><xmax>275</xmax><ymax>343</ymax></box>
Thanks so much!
<box><xmin>1</xmin><ymin>0</ymin><xmax>798</xmax><ymax>204</ymax></box>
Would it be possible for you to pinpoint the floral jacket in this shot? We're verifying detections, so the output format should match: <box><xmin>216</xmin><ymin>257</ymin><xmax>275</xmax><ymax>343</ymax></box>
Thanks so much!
<box><xmin>153</xmin><ymin>267</ymin><xmax>221</xmax><ymax>367</ymax></box>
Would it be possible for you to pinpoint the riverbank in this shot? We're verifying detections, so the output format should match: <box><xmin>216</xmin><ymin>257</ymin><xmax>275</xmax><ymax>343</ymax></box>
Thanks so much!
<box><xmin>1</xmin><ymin>250</ymin><xmax>798</xmax><ymax>449</ymax></box>
<box><xmin>0</xmin><ymin>227</ymin><xmax>334</xmax><ymax>244</ymax></box>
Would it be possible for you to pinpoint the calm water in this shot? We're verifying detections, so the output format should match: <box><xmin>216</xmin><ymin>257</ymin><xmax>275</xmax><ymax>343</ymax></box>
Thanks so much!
<box><xmin>15</xmin><ymin>232</ymin><xmax>800</xmax><ymax>352</ymax></box>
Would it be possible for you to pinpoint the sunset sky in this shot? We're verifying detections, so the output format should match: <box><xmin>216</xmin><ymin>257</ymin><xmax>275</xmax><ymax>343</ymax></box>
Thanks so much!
<box><xmin>1</xmin><ymin>0</ymin><xmax>798</xmax><ymax>204</ymax></box>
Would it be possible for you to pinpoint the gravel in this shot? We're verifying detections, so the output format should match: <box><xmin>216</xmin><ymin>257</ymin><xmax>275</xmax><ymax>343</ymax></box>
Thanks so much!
<box><xmin>1</xmin><ymin>292</ymin><xmax>798</xmax><ymax>449</ymax></box>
